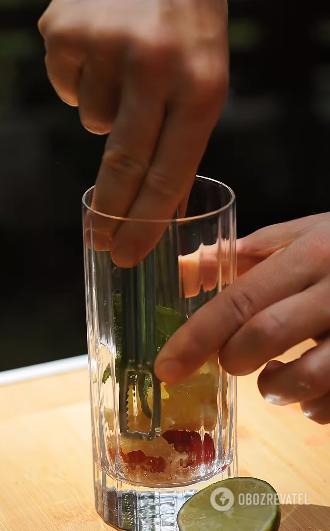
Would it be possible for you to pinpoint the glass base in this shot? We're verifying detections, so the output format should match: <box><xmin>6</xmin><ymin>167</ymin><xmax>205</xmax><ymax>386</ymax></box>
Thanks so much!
<box><xmin>94</xmin><ymin>456</ymin><xmax>238</xmax><ymax>531</ymax></box>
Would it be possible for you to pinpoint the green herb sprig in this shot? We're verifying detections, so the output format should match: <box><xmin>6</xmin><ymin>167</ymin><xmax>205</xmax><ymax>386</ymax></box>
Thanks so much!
<box><xmin>102</xmin><ymin>301</ymin><xmax>185</xmax><ymax>386</ymax></box>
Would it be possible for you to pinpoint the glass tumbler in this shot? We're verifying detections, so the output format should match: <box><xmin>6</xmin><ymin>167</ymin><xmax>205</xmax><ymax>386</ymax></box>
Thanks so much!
<box><xmin>83</xmin><ymin>176</ymin><xmax>237</xmax><ymax>531</ymax></box>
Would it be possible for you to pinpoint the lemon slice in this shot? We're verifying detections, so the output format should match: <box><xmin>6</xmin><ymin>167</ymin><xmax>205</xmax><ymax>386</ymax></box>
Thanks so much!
<box><xmin>178</xmin><ymin>477</ymin><xmax>281</xmax><ymax>531</ymax></box>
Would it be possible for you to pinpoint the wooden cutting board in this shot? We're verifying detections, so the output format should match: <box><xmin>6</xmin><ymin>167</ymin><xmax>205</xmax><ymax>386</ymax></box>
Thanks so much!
<box><xmin>0</xmin><ymin>340</ymin><xmax>329</xmax><ymax>530</ymax></box>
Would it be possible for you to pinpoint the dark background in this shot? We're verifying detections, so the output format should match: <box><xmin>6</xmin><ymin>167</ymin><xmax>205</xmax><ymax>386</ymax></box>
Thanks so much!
<box><xmin>0</xmin><ymin>0</ymin><xmax>329</xmax><ymax>370</ymax></box>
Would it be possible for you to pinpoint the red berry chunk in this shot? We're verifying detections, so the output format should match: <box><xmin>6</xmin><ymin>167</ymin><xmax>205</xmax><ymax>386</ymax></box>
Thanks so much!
<box><xmin>162</xmin><ymin>430</ymin><xmax>215</xmax><ymax>466</ymax></box>
<box><xmin>120</xmin><ymin>449</ymin><xmax>166</xmax><ymax>473</ymax></box>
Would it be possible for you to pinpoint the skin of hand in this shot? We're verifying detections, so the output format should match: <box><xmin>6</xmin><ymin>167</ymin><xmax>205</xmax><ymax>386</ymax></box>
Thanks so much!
<box><xmin>38</xmin><ymin>0</ymin><xmax>229</xmax><ymax>267</ymax></box>
<box><xmin>155</xmin><ymin>212</ymin><xmax>330</xmax><ymax>425</ymax></box>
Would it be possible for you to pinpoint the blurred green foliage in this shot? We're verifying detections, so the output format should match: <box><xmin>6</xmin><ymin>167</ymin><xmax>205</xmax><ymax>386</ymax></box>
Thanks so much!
<box><xmin>0</xmin><ymin>31</ymin><xmax>39</xmax><ymax>116</ymax></box>
<box><xmin>229</xmin><ymin>20</ymin><xmax>263</xmax><ymax>50</ymax></box>
<box><xmin>0</xmin><ymin>31</ymin><xmax>38</xmax><ymax>58</ymax></box>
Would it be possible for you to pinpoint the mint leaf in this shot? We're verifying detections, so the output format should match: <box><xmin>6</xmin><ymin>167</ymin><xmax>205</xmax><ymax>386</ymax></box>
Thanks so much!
<box><xmin>102</xmin><ymin>293</ymin><xmax>123</xmax><ymax>384</ymax></box>
<box><xmin>102</xmin><ymin>296</ymin><xmax>186</xmax><ymax>384</ymax></box>
<box><xmin>102</xmin><ymin>354</ymin><xmax>122</xmax><ymax>384</ymax></box>
<box><xmin>102</xmin><ymin>364</ymin><xmax>111</xmax><ymax>384</ymax></box>
<box><xmin>156</xmin><ymin>305</ymin><xmax>186</xmax><ymax>352</ymax></box>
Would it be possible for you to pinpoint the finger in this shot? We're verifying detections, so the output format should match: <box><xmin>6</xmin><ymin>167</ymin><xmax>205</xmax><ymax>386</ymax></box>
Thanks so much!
<box><xmin>258</xmin><ymin>336</ymin><xmax>330</xmax><ymax>406</ymax></box>
<box><xmin>154</xmin><ymin>238</ymin><xmax>321</xmax><ymax>384</ymax></box>
<box><xmin>219</xmin><ymin>279</ymin><xmax>330</xmax><ymax>376</ymax></box>
<box><xmin>179</xmin><ymin>238</ymin><xmax>256</xmax><ymax>298</ymax></box>
<box><xmin>39</xmin><ymin>8</ymin><xmax>86</xmax><ymax>107</ymax></box>
<box><xmin>111</xmin><ymin>99</ymin><xmax>220</xmax><ymax>267</ymax></box>
<box><xmin>237</xmin><ymin>212</ymin><xmax>330</xmax><ymax>272</ymax></box>
<box><xmin>261</xmin><ymin>360</ymin><xmax>284</xmax><ymax>372</ymax></box>
<box><xmin>179</xmin><ymin>249</ymin><xmax>202</xmax><ymax>298</ymax></box>
<box><xmin>178</xmin><ymin>191</ymin><xmax>190</xmax><ymax>218</ymax></box>
<box><xmin>179</xmin><ymin>237</ymin><xmax>265</xmax><ymax>298</ymax></box>
<box><xmin>301</xmin><ymin>390</ymin><xmax>330</xmax><ymax>425</ymax></box>
<box><xmin>179</xmin><ymin>243</ymin><xmax>220</xmax><ymax>298</ymax></box>
<box><xmin>45</xmin><ymin>52</ymin><xmax>81</xmax><ymax>106</ymax></box>
<box><xmin>78</xmin><ymin>60</ymin><xmax>121</xmax><ymax>134</ymax></box>
<box><xmin>88</xmin><ymin>76</ymin><xmax>166</xmax><ymax>252</ymax></box>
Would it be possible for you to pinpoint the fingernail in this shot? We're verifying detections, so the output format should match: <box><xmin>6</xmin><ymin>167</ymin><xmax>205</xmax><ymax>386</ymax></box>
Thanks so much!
<box><xmin>264</xmin><ymin>393</ymin><xmax>290</xmax><ymax>406</ymax></box>
<box><xmin>303</xmin><ymin>408</ymin><xmax>313</xmax><ymax>418</ymax></box>
<box><xmin>111</xmin><ymin>245</ymin><xmax>138</xmax><ymax>268</ymax></box>
<box><xmin>264</xmin><ymin>360</ymin><xmax>284</xmax><ymax>372</ymax></box>
<box><xmin>155</xmin><ymin>359</ymin><xmax>185</xmax><ymax>383</ymax></box>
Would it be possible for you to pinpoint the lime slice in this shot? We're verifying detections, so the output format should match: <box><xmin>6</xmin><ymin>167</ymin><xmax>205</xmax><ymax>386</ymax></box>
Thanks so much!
<box><xmin>178</xmin><ymin>477</ymin><xmax>281</xmax><ymax>531</ymax></box>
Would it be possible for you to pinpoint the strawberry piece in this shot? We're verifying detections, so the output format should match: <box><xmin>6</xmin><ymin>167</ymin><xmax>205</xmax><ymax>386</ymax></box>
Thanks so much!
<box><xmin>162</xmin><ymin>430</ymin><xmax>215</xmax><ymax>466</ymax></box>
<box><xmin>119</xmin><ymin>449</ymin><xmax>166</xmax><ymax>473</ymax></box>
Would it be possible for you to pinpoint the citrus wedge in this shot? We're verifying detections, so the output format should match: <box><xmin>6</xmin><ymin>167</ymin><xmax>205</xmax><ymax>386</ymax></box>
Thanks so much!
<box><xmin>178</xmin><ymin>477</ymin><xmax>281</xmax><ymax>531</ymax></box>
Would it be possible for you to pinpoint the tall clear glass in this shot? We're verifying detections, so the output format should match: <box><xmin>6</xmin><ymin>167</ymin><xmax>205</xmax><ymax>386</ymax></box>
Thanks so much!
<box><xmin>83</xmin><ymin>176</ymin><xmax>237</xmax><ymax>531</ymax></box>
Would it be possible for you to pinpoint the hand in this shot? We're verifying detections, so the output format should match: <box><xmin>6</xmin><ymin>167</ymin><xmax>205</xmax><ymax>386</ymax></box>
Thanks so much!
<box><xmin>155</xmin><ymin>213</ymin><xmax>330</xmax><ymax>424</ymax></box>
<box><xmin>38</xmin><ymin>0</ymin><xmax>229</xmax><ymax>266</ymax></box>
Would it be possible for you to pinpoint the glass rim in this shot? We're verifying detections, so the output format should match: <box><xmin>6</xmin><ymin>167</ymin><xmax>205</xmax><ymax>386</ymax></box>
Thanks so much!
<box><xmin>82</xmin><ymin>175</ymin><xmax>235</xmax><ymax>223</ymax></box>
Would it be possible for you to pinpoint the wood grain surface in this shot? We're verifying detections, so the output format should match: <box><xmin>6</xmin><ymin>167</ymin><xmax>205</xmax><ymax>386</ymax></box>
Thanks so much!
<box><xmin>0</xmin><ymin>340</ymin><xmax>329</xmax><ymax>530</ymax></box>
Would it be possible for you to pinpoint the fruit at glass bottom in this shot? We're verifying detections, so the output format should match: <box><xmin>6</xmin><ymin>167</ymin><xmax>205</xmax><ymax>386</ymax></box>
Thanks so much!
<box><xmin>120</xmin><ymin>450</ymin><xmax>167</xmax><ymax>474</ymax></box>
<box><xmin>110</xmin><ymin>430</ymin><xmax>216</xmax><ymax>474</ymax></box>
<box><xmin>105</xmin><ymin>355</ymin><xmax>225</xmax><ymax>474</ymax></box>
<box><xmin>162</xmin><ymin>430</ymin><xmax>216</xmax><ymax>467</ymax></box>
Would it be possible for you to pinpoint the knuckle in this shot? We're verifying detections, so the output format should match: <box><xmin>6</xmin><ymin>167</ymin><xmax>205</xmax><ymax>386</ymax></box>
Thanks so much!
<box><xmin>38</xmin><ymin>4</ymin><xmax>57</xmax><ymax>38</ymax></box>
<box><xmin>151</xmin><ymin>33</ymin><xmax>177</xmax><ymax>60</ymax></box>
<box><xmin>102</xmin><ymin>144</ymin><xmax>146</xmax><ymax>177</ymax></box>
<box><xmin>287</xmin><ymin>229</ymin><xmax>330</xmax><ymax>283</ymax></box>
<box><xmin>225</xmin><ymin>288</ymin><xmax>256</xmax><ymax>328</ymax></box>
<box><xmin>184</xmin><ymin>71</ymin><xmax>228</xmax><ymax>120</ymax></box>
<box><xmin>40</xmin><ymin>12</ymin><xmax>87</xmax><ymax>59</ymax></box>
<box><xmin>313</xmin><ymin>231</ymin><xmax>330</xmax><ymax>264</ymax></box>
<box><xmin>189</xmin><ymin>52</ymin><xmax>228</xmax><ymax>92</ymax></box>
<box><xmin>250</xmin><ymin>309</ymin><xmax>285</xmax><ymax>346</ymax></box>
<box><xmin>129</xmin><ymin>33</ymin><xmax>176</xmax><ymax>77</ymax></box>
<box><xmin>197</xmin><ymin>70</ymin><xmax>228</xmax><ymax>104</ymax></box>
<box><xmin>38</xmin><ymin>13</ymin><xmax>47</xmax><ymax>37</ymax></box>
<box><xmin>302</xmin><ymin>225</ymin><xmax>330</xmax><ymax>261</ymax></box>
<box><xmin>44</xmin><ymin>20</ymin><xmax>69</xmax><ymax>45</ymax></box>
<box><xmin>92</xmin><ymin>29</ymin><xmax>125</xmax><ymax>61</ymax></box>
